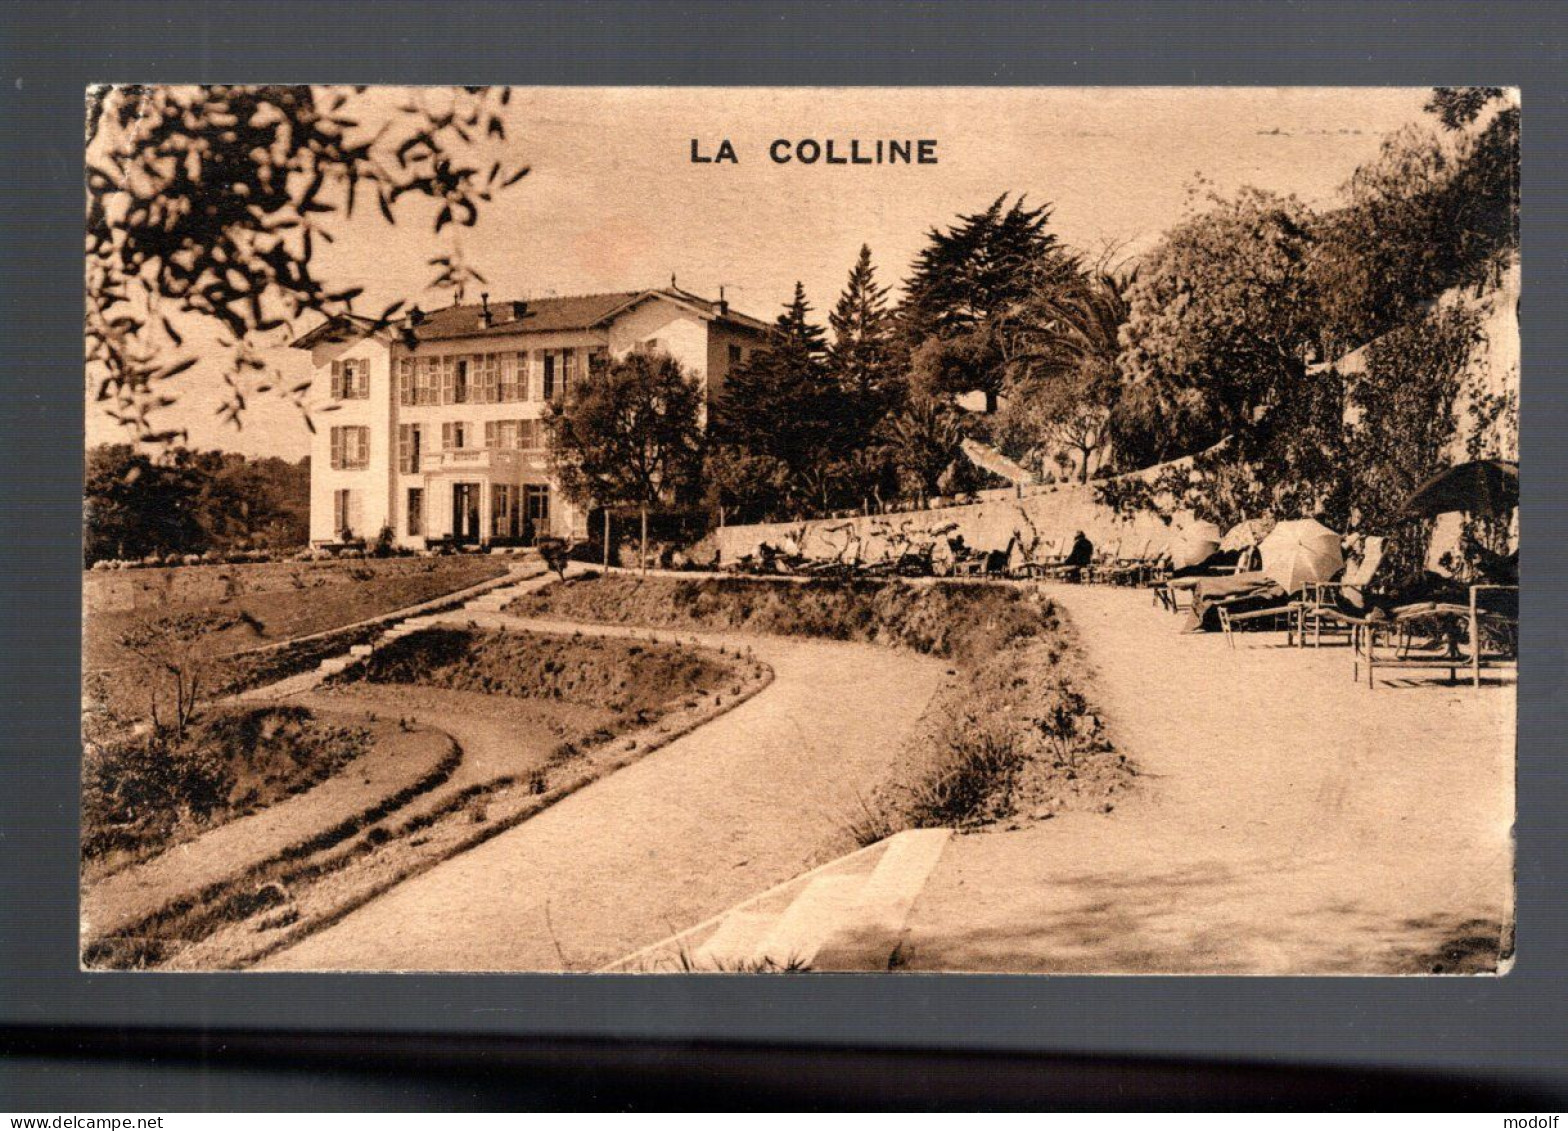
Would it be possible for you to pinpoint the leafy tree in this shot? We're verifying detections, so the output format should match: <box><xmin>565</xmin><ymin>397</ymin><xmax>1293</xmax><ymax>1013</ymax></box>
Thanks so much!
<box><xmin>1117</xmin><ymin>188</ymin><xmax>1321</xmax><ymax>464</ymax></box>
<box><xmin>1345</xmin><ymin>306</ymin><xmax>1483</xmax><ymax>583</ymax></box>
<box><xmin>85</xmin><ymin>444</ymin><xmax>310</xmax><ymax>563</ymax></box>
<box><xmin>900</xmin><ymin>195</ymin><xmax>1074</xmax><ymax>412</ymax></box>
<box><xmin>545</xmin><ymin>350</ymin><xmax>705</xmax><ymax>569</ymax></box>
<box><xmin>882</xmin><ymin>396</ymin><xmax>966</xmax><ymax>501</ymax></box>
<box><xmin>1313</xmin><ymin>89</ymin><xmax>1518</xmax><ymax>353</ymax></box>
<box><xmin>86</xmin><ymin>84</ymin><xmax>527</xmax><ymax>443</ymax></box>
<box><xmin>85</xmin><ymin>445</ymin><xmax>205</xmax><ymax>563</ymax></box>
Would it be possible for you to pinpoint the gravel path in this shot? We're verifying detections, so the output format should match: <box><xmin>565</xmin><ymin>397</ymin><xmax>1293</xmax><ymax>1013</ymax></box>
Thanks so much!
<box><xmin>261</xmin><ymin>624</ymin><xmax>948</xmax><ymax>971</ymax></box>
<box><xmin>902</xmin><ymin>584</ymin><xmax>1516</xmax><ymax>973</ymax></box>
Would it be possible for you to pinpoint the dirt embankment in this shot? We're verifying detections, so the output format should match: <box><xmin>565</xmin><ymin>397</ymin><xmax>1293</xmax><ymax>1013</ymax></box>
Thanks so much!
<box><xmin>82</xmin><ymin>705</ymin><xmax>371</xmax><ymax>878</ymax></box>
<box><xmin>349</xmin><ymin>625</ymin><xmax>737</xmax><ymax>726</ymax></box>
<box><xmin>511</xmin><ymin>575</ymin><xmax>1133</xmax><ymax>836</ymax></box>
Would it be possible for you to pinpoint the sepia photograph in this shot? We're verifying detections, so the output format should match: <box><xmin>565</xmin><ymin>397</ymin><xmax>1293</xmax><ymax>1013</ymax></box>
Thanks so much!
<box><xmin>81</xmin><ymin>84</ymin><xmax>1519</xmax><ymax>975</ymax></box>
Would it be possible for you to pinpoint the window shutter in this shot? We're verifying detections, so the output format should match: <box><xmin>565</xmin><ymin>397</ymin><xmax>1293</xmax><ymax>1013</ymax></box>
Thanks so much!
<box><xmin>330</xmin><ymin>360</ymin><xmax>343</xmax><ymax>400</ymax></box>
<box><xmin>441</xmin><ymin>422</ymin><xmax>453</xmax><ymax>450</ymax></box>
<box><xmin>441</xmin><ymin>358</ymin><xmax>455</xmax><ymax>404</ymax></box>
<box><xmin>348</xmin><ymin>490</ymin><xmax>362</xmax><ymax>534</ymax></box>
<box><xmin>330</xmin><ymin>427</ymin><xmax>344</xmax><ymax>469</ymax></box>
<box><xmin>355</xmin><ymin>361</ymin><xmax>369</xmax><ymax>398</ymax></box>
<box><xmin>484</xmin><ymin>420</ymin><xmax>496</xmax><ymax>449</ymax></box>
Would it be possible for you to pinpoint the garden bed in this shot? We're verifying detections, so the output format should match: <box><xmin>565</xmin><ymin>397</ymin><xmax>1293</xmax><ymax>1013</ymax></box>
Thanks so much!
<box><xmin>81</xmin><ymin>705</ymin><xmax>371</xmax><ymax>878</ymax></box>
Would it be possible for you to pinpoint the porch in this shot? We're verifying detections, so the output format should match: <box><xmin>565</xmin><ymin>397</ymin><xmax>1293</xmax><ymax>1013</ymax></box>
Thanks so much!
<box><xmin>413</xmin><ymin>448</ymin><xmax>560</xmax><ymax>547</ymax></box>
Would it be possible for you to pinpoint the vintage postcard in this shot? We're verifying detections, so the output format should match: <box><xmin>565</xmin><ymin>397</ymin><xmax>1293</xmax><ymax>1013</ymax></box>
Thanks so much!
<box><xmin>82</xmin><ymin>86</ymin><xmax>1518</xmax><ymax>973</ymax></box>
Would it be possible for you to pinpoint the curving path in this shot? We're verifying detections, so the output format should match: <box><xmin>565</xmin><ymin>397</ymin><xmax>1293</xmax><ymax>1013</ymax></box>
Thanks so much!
<box><xmin>260</xmin><ymin>615</ymin><xmax>948</xmax><ymax>971</ymax></box>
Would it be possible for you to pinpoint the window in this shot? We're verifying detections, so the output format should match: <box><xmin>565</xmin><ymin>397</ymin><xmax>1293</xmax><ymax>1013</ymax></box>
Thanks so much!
<box><xmin>329</xmin><ymin>425</ymin><xmax>369</xmax><ymax>470</ymax></box>
<box><xmin>491</xmin><ymin>484</ymin><xmax>518</xmax><ymax>539</ymax></box>
<box><xmin>416</xmin><ymin>357</ymin><xmax>440</xmax><ymax>405</ymax></box>
<box><xmin>543</xmin><ymin>349</ymin><xmax>575</xmax><ymax>403</ymax></box>
<box><xmin>406</xmin><ymin>488</ymin><xmax>424</xmax><ymax>537</ymax></box>
<box><xmin>330</xmin><ymin>358</ymin><xmax>369</xmax><ymax>400</ymax></box>
<box><xmin>638</xmin><ymin>338</ymin><xmax>664</xmax><ymax>355</ymax></box>
<box><xmin>452</xmin><ymin>358</ymin><xmax>470</xmax><ymax>404</ymax></box>
<box><xmin>525</xmin><ymin>484</ymin><xmax>551</xmax><ymax>529</ymax></box>
<box><xmin>728</xmin><ymin>344</ymin><xmax>744</xmax><ymax>366</ymax></box>
<box><xmin>332</xmin><ymin>489</ymin><xmax>357</xmax><ymax>538</ymax></box>
<box><xmin>440</xmin><ymin>421</ymin><xmax>470</xmax><ymax>450</ymax></box>
<box><xmin>503</xmin><ymin>352</ymin><xmax>527</xmax><ymax>403</ymax></box>
<box><xmin>476</xmin><ymin>353</ymin><xmax>500</xmax><ymax>404</ymax></box>
<box><xmin>483</xmin><ymin>419</ymin><xmax>543</xmax><ymax>450</ymax></box>
<box><xmin>397</xmin><ymin>424</ymin><xmax>422</xmax><ymax>474</ymax></box>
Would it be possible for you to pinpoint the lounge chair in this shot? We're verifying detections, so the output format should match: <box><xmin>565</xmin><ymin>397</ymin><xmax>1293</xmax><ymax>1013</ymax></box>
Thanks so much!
<box><xmin>1354</xmin><ymin>583</ymin><xmax>1518</xmax><ymax>688</ymax></box>
<box><xmin>1218</xmin><ymin>536</ymin><xmax>1386</xmax><ymax>649</ymax></box>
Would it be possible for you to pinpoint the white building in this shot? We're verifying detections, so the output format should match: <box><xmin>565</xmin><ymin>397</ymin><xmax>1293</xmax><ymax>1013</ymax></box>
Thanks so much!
<box><xmin>292</xmin><ymin>286</ymin><xmax>771</xmax><ymax>549</ymax></box>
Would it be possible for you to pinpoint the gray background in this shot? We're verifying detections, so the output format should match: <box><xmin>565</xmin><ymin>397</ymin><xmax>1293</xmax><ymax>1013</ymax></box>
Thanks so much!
<box><xmin>3</xmin><ymin>0</ymin><xmax>1564</xmax><ymax>1104</ymax></box>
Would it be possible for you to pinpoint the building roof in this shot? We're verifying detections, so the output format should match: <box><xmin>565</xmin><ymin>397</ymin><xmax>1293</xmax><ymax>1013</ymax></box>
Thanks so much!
<box><xmin>290</xmin><ymin>286</ymin><xmax>773</xmax><ymax>350</ymax></box>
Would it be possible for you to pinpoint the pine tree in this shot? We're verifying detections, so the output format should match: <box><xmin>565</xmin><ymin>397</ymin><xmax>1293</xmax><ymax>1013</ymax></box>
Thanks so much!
<box><xmin>715</xmin><ymin>282</ymin><xmax>835</xmax><ymax>478</ymax></box>
<box><xmin>900</xmin><ymin>194</ymin><xmax>1073</xmax><ymax>411</ymax></box>
<box><xmin>828</xmin><ymin>244</ymin><xmax>899</xmax><ymax>436</ymax></box>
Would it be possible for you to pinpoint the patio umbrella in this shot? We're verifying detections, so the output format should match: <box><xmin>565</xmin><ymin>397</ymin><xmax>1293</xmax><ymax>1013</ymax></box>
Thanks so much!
<box><xmin>1396</xmin><ymin>459</ymin><xmax>1519</xmax><ymax>520</ymax></box>
<box><xmin>1259</xmin><ymin>518</ymin><xmax>1344</xmax><ymax>594</ymax></box>
<box><xmin>1170</xmin><ymin>520</ymin><xmax>1223</xmax><ymax>569</ymax></box>
<box><xmin>1219</xmin><ymin>517</ymin><xmax>1275</xmax><ymax>552</ymax></box>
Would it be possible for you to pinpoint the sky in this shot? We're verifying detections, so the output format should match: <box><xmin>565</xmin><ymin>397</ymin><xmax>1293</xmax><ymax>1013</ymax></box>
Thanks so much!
<box><xmin>86</xmin><ymin>86</ymin><xmax>1435</xmax><ymax>460</ymax></box>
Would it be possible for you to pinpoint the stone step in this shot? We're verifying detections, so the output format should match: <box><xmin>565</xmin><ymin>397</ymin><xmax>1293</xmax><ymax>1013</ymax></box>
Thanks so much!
<box><xmin>690</xmin><ymin>911</ymin><xmax>778</xmax><ymax>970</ymax></box>
<box><xmin>752</xmin><ymin>874</ymin><xmax>868</xmax><ymax>969</ymax></box>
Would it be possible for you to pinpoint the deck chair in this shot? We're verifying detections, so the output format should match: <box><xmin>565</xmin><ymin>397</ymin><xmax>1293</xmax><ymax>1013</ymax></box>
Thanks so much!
<box><xmin>1216</xmin><ymin>536</ymin><xmax>1384</xmax><ymax>649</ymax></box>
<box><xmin>1355</xmin><ymin>583</ymin><xmax>1518</xmax><ymax>688</ymax></box>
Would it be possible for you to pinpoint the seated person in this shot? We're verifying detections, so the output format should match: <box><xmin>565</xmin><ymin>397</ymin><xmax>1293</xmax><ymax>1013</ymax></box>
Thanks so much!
<box><xmin>1054</xmin><ymin>530</ymin><xmax>1095</xmax><ymax>581</ymax></box>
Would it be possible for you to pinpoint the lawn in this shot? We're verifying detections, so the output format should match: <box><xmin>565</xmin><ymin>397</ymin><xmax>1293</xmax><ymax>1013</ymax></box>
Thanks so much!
<box><xmin>83</xmin><ymin>556</ymin><xmax>511</xmax><ymax>728</ymax></box>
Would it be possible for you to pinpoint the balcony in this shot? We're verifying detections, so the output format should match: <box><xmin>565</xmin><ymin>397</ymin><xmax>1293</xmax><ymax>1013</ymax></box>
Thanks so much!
<box><xmin>420</xmin><ymin>448</ymin><xmax>550</xmax><ymax>477</ymax></box>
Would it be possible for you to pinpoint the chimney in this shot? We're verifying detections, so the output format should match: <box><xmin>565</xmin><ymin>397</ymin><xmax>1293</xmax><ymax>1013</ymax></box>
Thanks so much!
<box><xmin>478</xmin><ymin>292</ymin><xmax>492</xmax><ymax>328</ymax></box>
<box><xmin>406</xmin><ymin>304</ymin><xmax>425</xmax><ymax>327</ymax></box>
<box><xmin>717</xmin><ymin>285</ymin><xmax>729</xmax><ymax>316</ymax></box>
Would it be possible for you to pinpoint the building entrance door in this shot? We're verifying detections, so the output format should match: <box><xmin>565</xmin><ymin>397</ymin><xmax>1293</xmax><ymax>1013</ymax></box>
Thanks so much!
<box><xmin>452</xmin><ymin>482</ymin><xmax>481</xmax><ymax>544</ymax></box>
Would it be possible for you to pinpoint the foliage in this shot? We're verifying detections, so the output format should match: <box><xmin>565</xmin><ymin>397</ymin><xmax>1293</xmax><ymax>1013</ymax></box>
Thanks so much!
<box><xmin>85</xmin><ymin>444</ymin><xmax>310</xmax><ymax>564</ymax></box>
<box><xmin>1345</xmin><ymin>306</ymin><xmax>1483</xmax><ymax>583</ymax></box>
<box><xmin>86</xmin><ymin>84</ymin><xmax>527</xmax><ymax>442</ymax></box>
<box><xmin>710</xmin><ymin>283</ymin><xmax>850</xmax><ymax>516</ymax></box>
<box><xmin>1117</xmin><ymin>188</ymin><xmax>1321</xmax><ymax>464</ymax></box>
<box><xmin>900</xmin><ymin>194</ymin><xmax>1076</xmax><ymax>411</ymax></box>
<box><xmin>995</xmin><ymin>267</ymin><xmax>1131</xmax><ymax>482</ymax></box>
<box><xmin>827</xmin><ymin>244</ymin><xmax>901</xmax><ymax>435</ymax></box>
<box><xmin>1312</xmin><ymin>92</ymin><xmax>1518</xmax><ymax>353</ymax></box>
<box><xmin>546</xmin><ymin>350</ymin><xmax>706</xmax><ymax>513</ymax></box>
<box><xmin>81</xmin><ymin>706</ymin><xmax>366</xmax><ymax>866</ymax></box>
<box><xmin>882</xmin><ymin>396</ymin><xmax>967</xmax><ymax>500</ymax></box>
